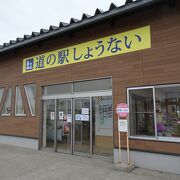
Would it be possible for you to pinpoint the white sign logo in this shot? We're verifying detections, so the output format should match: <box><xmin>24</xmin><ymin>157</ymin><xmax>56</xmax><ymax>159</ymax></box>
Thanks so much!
<box><xmin>118</xmin><ymin>120</ymin><xmax>128</xmax><ymax>132</ymax></box>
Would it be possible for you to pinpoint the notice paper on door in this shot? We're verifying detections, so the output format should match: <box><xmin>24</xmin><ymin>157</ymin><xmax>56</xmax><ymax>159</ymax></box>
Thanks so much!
<box><xmin>81</xmin><ymin>108</ymin><xmax>89</xmax><ymax>115</ymax></box>
<box><xmin>82</xmin><ymin>114</ymin><xmax>89</xmax><ymax>121</ymax></box>
<box><xmin>75</xmin><ymin>114</ymin><xmax>82</xmax><ymax>121</ymax></box>
<box><xmin>67</xmin><ymin>114</ymin><xmax>72</xmax><ymax>123</ymax></box>
<box><xmin>59</xmin><ymin>111</ymin><xmax>64</xmax><ymax>120</ymax></box>
<box><xmin>50</xmin><ymin>112</ymin><xmax>55</xmax><ymax>120</ymax></box>
<box><xmin>75</xmin><ymin>114</ymin><xmax>89</xmax><ymax>121</ymax></box>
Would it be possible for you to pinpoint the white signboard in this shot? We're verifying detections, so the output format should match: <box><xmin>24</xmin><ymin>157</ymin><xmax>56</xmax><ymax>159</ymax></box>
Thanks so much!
<box><xmin>118</xmin><ymin>119</ymin><xmax>128</xmax><ymax>132</ymax></box>
<box><xmin>59</xmin><ymin>111</ymin><xmax>64</xmax><ymax>120</ymax></box>
<box><xmin>67</xmin><ymin>114</ymin><xmax>72</xmax><ymax>123</ymax></box>
<box><xmin>75</xmin><ymin>114</ymin><xmax>89</xmax><ymax>121</ymax></box>
<box><xmin>50</xmin><ymin>112</ymin><xmax>55</xmax><ymax>120</ymax></box>
<box><xmin>82</xmin><ymin>108</ymin><xmax>89</xmax><ymax>115</ymax></box>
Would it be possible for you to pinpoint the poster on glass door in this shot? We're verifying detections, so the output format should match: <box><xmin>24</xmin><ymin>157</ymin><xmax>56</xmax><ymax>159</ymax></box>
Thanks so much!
<box><xmin>59</xmin><ymin>111</ymin><xmax>64</xmax><ymax>120</ymax></box>
<box><xmin>75</xmin><ymin>114</ymin><xmax>89</xmax><ymax>121</ymax></box>
<box><xmin>67</xmin><ymin>114</ymin><xmax>72</xmax><ymax>123</ymax></box>
<box><xmin>50</xmin><ymin>112</ymin><xmax>55</xmax><ymax>120</ymax></box>
<box><xmin>81</xmin><ymin>108</ymin><xmax>89</xmax><ymax>115</ymax></box>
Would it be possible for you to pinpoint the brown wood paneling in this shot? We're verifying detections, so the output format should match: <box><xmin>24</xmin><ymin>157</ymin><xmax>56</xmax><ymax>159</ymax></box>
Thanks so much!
<box><xmin>0</xmin><ymin>2</ymin><xmax>180</xmax><ymax>154</ymax></box>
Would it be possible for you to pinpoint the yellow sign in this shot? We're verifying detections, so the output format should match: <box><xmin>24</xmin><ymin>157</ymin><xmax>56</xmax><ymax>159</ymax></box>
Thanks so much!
<box><xmin>23</xmin><ymin>25</ymin><xmax>151</xmax><ymax>73</ymax></box>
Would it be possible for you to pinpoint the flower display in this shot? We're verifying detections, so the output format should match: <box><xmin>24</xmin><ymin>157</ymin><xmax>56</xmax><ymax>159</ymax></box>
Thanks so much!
<box><xmin>157</xmin><ymin>123</ymin><xmax>166</xmax><ymax>133</ymax></box>
<box><xmin>174</xmin><ymin>121</ymin><xmax>180</xmax><ymax>136</ymax></box>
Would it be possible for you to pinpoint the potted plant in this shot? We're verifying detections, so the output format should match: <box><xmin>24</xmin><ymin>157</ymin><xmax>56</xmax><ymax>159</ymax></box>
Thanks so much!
<box><xmin>157</xmin><ymin>123</ymin><xmax>166</xmax><ymax>136</ymax></box>
<box><xmin>172</xmin><ymin>121</ymin><xmax>180</xmax><ymax>137</ymax></box>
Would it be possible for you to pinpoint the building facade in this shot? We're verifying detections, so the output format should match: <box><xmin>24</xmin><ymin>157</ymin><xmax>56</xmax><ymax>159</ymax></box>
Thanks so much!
<box><xmin>0</xmin><ymin>0</ymin><xmax>180</xmax><ymax>174</ymax></box>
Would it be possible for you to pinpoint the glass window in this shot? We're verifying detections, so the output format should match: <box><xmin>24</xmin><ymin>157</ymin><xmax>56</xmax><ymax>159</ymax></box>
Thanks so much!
<box><xmin>129</xmin><ymin>88</ymin><xmax>155</xmax><ymax>137</ymax></box>
<box><xmin>0</xmin><ymin>88</ymin><xmax>4</xmax><ymax>105</ymax></box>
<box><xmin>73</xmin><ymin>78</ymin><xmax>111</xmax><ymax>92</ymax></box>
<box><xmin>43</xmin><ymin>99</ymin><xmax>55</xmax><ymax>148</ymax></box>
<box><xmin>92</xmin><ymin>96</ymin><xmax>113</xmax><ymax>157</ymax></box>
<box><xmin>15</xmin><ymin>86</ymin><xmax>26</xmax><ymax>116</ymax></box>
<box><xmin>24</xmin><ymin>84</ymin><xmax>36</xmax><ymax>116</ymax></box>
<box><xmin>1</xmin><ymin>88</ymin><xmax>12</xmax><ymax>116</ymax></box>
<box><xmin>156</xmin><ymin>86</ymin><xmax>180</xmax><ymax>138</ymax></box>
<box><xmin>43</xmin><ymin>83</ymin><xmax>72</xmax><ymax>95</ymax></box>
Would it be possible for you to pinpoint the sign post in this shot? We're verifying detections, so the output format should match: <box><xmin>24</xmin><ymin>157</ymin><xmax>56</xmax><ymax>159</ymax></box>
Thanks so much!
<box><xmin>127</xmin><ymin>129</ymin><xmax>130</xmax><ymax>165</ymax></box>
<box><xmin>118</xmin><ymin>121</ymin><xmax>122</xmax><ymax>163</ymax></box>
<box><xmin>116</xmin><ymin>103</ymin><xmax>133</xmax><ymax>170</ymax></box>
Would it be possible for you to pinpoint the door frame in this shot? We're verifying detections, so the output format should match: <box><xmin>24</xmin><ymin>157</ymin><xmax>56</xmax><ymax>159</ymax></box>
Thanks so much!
<box><xmin>41</xmin><ymin>90</ymin><xmax>113</xmax><ymax>157</ymax></box>
<box><xmin>56</xmin><ymin>98</ymin><xmax>73</xmax><ymax>154</ymax></box>
<box><xmin>73</xmin><ymin>97</ymin><xmax>92</xmax><ymax>156</ymax></box>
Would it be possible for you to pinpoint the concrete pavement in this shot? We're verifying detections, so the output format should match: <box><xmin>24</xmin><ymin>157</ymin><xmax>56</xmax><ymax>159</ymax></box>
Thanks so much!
<box><xmin>0</xmin><ymin>144</ymin><xmax>179</xmax><ymax>180</ymax></box>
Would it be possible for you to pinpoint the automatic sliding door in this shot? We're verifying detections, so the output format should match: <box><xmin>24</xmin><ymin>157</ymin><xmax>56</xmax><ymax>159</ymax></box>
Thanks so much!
<box><xmin>42</xmin><ymin>96</ymin><xmax>113</xmax><ymax>158</ymax></box>
<box><xmin>43</xmin><ymin>99</ymin><xmax>56</xmax><ymax>149</ymax></box>
<box><xmin>74</xmin><ymin>98</ymin><xmax>91</xmax><ymax>154</ymax></box>
<box><xmin>92</xmin><ymin>96</ymin><xmax>113</xmax><ymax>157</ymax></box>
<box><xmin>56</xmin><ymin>99</ymin><xmax>72</xmax><ymax>153</ymax></box>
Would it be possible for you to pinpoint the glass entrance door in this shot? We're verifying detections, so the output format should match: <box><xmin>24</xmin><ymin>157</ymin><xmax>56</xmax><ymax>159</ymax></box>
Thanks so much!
<box><xmin>56</xmin><ymin>99</ymin><xmax>72</xmax><ymax>153</ymax></box>
<box><xmin>42</xmin><ymin>96</ymin><xmax>113</xmax><ymax>157</ymax></box>
<box><xmin>92</xmin><ymin>96</ymin><xmax>113</xmax><ymax>157</ymax></box>
<box><xmin>43</xmin><ymin>99</ymin><xmax>56</xmax><ymax>149</ymax></box>
<box><xmin>74</xmin><ymin>98</ymin><xmax>91</xmax><ymax>154</ymax></box>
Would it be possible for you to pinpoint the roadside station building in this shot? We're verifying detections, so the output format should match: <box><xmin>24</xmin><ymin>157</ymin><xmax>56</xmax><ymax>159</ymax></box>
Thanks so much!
<box><xmin>0</xmin><ymin>0</ymin><xmax>180</xmax><ymax>174</ymax></box>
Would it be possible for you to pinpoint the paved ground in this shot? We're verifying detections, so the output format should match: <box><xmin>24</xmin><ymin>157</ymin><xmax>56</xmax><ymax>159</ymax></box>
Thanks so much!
<box><xmin>0</xmin><ymin>144</ymin><xmax>179</xmax><ymax>180</ymax></box>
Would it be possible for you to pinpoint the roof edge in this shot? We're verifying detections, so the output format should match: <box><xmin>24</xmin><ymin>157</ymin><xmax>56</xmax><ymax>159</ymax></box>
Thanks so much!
<box><xmin>0</xmin><ymin>0</ymin><xmax>169</xmax><ymax>55</ymax></box>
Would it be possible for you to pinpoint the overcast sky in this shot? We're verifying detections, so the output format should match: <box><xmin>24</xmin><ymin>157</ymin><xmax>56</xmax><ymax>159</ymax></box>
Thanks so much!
<box><xmin>0</xmin><ymin>0</ymin><xmax>126</xmax><ymax>45</ymax></box>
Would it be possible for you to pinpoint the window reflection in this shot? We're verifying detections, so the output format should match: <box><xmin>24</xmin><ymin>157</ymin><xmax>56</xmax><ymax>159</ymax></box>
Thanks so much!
<box><xmin>156</xmin><ymin>87</ymin><xmax>180</xmax><ymax>138</ymax></box>
<box><xmin>24</xmin><ymin>84</ymin><xmax>36</xmax><ymax>116</ymax></box>
<box><xmin>129</xmin><ymin>88</ymin><xmax>155</xmax><ymax>136</ymax></box>
<box><xmin>92</xmin><ymin>96</ymin><xmax>113</xmax><ymax>156</ymax></box>
<box><xmin>15</xmin><ymin>86</ymin><xmax>26</xmax><ymax>116</ymax></box>
<box><xmin>0</xmin><ymin>88</ymin><xmax>4</xmax><ymax>105</ymax></box>
<box><xmin>1</xmin><ymin>88</ymin><xmax>12</xmax><ymax>116</ymax></box>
